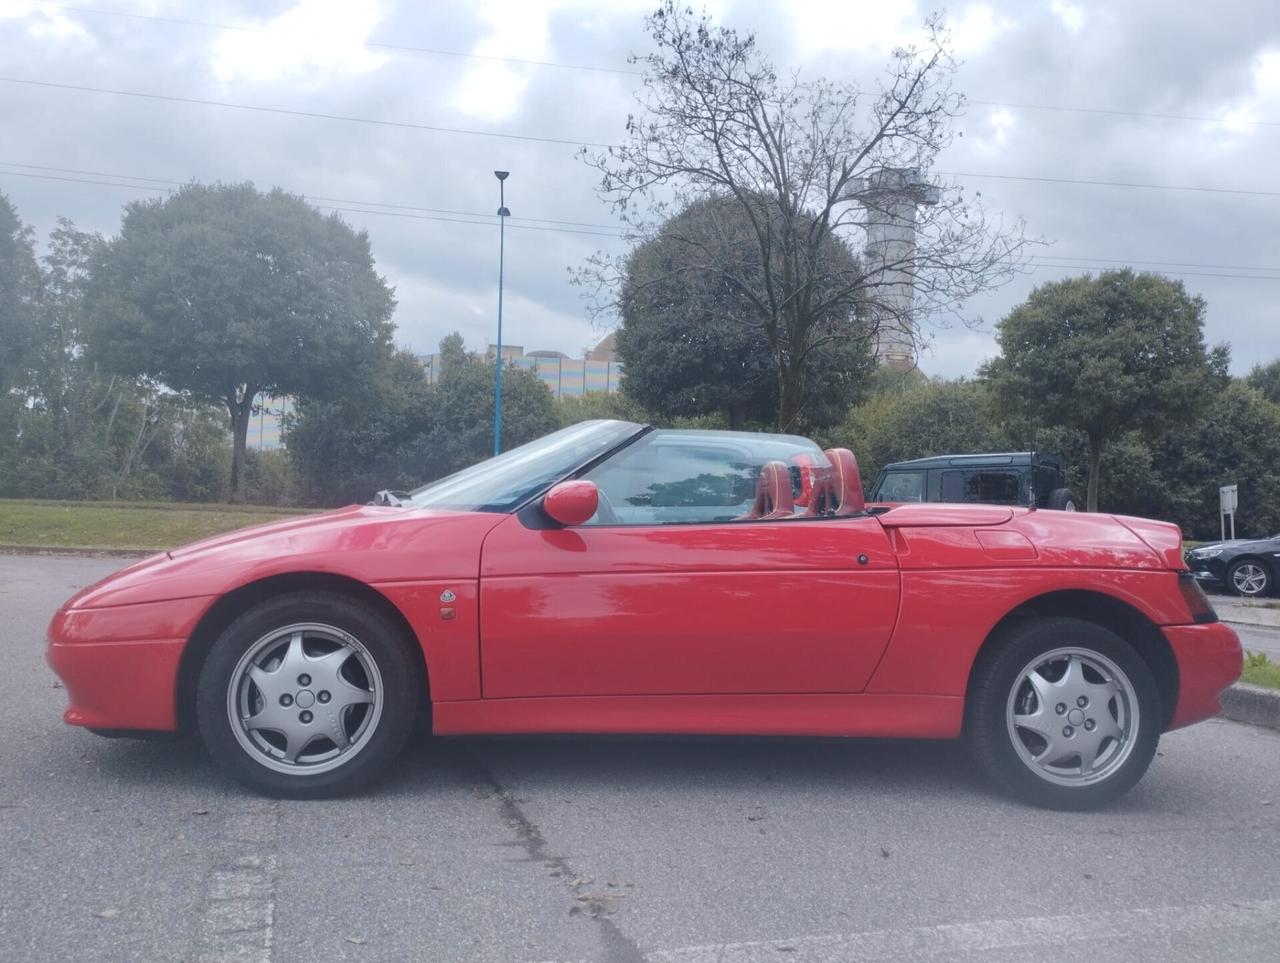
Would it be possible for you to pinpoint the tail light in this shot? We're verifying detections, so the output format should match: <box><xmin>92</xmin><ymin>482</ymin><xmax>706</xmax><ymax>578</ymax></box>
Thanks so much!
<box><xmin>1178</xmin><ymin>572</ymin><xmax>1218</xmax><ymax>624</ymax></box>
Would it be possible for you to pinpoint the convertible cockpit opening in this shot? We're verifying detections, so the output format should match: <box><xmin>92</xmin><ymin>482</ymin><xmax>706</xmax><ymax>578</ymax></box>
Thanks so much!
<box><xmin>578</xmin><ymin>430</ymin><xmax>873</xmax><ymax>525</ymax></box>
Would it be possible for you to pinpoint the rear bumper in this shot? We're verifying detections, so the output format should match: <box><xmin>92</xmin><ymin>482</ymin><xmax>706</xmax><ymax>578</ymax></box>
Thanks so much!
<box><xmin>1163</xmin><ymin>621</ymin><xmax>1243</xmax><ymax>730</ymax></box>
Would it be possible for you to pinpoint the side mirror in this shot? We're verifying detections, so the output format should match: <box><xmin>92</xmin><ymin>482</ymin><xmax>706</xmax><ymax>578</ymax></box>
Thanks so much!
<box><xmin>542</xmin><ymin>480</ymin><xmax>599</xmax><ymax>527</ymax></box>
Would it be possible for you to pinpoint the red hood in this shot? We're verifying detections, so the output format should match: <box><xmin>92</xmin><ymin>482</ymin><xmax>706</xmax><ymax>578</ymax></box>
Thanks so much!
<box><xmin>59</xmin><ymin>505</ymin><xmax>503</xmax><ymax>610</ymax></box>
<box><xmin>166</xmin><ymin>504</ymin><xmax>388</xmax><ymax>559</ymax></box>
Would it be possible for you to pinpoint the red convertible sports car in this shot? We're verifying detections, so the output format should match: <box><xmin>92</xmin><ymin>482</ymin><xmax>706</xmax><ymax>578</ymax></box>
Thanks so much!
<box><xmin>48</xmin><ymin>421</ymin><xmax>1241</xmax><ymax>809</ymax></box>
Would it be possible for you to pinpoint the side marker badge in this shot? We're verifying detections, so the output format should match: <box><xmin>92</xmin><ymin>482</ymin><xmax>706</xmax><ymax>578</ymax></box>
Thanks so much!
<box><xmin>440</xmin><ymin>589</ymin><xmax>456</xmax><ymax>603</ymax></box>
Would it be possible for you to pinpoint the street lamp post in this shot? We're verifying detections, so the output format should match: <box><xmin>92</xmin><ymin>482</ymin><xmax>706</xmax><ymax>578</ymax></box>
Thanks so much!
<box><xmin>493</xmin><ymin>170</ymin><xmax>510</xmax><ymax>456</ymax></box>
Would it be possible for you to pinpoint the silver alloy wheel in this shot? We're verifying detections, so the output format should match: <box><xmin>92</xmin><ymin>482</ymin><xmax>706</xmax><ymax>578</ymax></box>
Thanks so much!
<box><xmin>226</xmin><ymin>622</ymin><xmax>383</xmax><ymax>776</ymax></box>
<box><xmin>1005</xmin><ymin>647</ymin><xmax>1138</xmax><ymax>787</ymax></box>
<box><xmin>1232</xmin><ymin>562</ymin><xmax>1268</xmax><ymax>596</ymax></box>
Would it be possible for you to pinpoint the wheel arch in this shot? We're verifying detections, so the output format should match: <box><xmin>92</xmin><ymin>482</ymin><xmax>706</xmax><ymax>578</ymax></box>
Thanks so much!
<box><xmin>968</xmin><ymin>589</ymin><xmax>1179</xmax><ymax>730</ymax></box>
<box><xmin>175</xmin><ymin>572</ymin><xmax>429</xmax><ymax>733</ymax></box>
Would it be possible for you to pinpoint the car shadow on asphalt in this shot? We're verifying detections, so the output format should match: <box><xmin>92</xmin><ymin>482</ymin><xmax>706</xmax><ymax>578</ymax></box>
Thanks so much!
<box><xmin>74</xmin><ymin>731</ymin><xmax>234</xmax><ymax>796</ymax></box>
<box><xmin>388</xmin><ymin>733</ymin><xmax>1002</xmax><ymax>803</ymax></box>
<box><xmin>71</xmin><ymin>729</ymin><xmax>995</xmax><ymax>803</ymax></box>
<box><xmin>77</xmin><ymin>729</ymin><xmax>1196</xmax><ymax>815</ymax></box>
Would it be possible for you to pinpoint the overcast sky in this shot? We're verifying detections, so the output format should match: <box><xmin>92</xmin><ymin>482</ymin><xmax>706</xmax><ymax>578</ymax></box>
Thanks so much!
<box><xmin>3</xmin><ymin>0</ymin><xmax>1279</xmax><ymax>377</ymax></box>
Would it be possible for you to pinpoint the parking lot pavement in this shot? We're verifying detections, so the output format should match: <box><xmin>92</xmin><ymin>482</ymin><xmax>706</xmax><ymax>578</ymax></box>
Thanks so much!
<box><xmin>4</xmin><ymin>554</ymin><xmax>1279</xmax><ymax>963</ymax></box>
<box><xmin>1231</xmin><ymin>622</ymin><xmax>1280</xmax><ymax>662</ymax></box>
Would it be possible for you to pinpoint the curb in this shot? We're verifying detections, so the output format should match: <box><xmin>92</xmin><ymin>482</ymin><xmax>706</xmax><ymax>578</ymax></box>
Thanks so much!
<box><xmin>1221</xmin><ymin>683</ymin><xmax>1280</xmax><ymax>731</ymax></box>
<box><xmin>0</xmin><ymin>545</ymin><xmax>155</xmax><ymax>559</ymax></box>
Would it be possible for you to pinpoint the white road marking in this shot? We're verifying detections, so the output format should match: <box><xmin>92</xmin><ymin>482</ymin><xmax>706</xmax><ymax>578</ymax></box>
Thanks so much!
<box><xmin>193</xmin><ymin>802</ymin><xmax>281</xmax><ymax>963</ymax></box>
<box><xmin>634</xmin><ymin>898</ymin><xmax>1280</xmax><ymax>962</ymax></box>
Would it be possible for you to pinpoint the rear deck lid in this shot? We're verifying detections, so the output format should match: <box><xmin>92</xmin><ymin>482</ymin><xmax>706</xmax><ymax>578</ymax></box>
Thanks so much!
<box><xmin>875</xmin><ymin>504</ymin><xmax>1015</xmax><ymax>527</ymax></box>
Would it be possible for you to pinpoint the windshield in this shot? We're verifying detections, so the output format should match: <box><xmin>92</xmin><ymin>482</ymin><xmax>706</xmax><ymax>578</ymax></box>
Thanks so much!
<box><xmin>405</xmin><ymin>420</ymin><xmax>645</xmax><ymax>513</ymax></box>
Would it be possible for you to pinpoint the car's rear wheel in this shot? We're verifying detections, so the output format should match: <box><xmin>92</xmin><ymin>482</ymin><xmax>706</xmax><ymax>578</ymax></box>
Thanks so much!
<box><xmin>967</xmin><ymin>617</ymin><xmax>1161</xmax><ymax>810</ymax></box>
<box><xmin>1228</xmin><ymin>559</ymin><xmax>1272</xmax><ymax>598</ymax></box>
<box><xmin>196</xmin><ymin>591</ymin><xmax>420</xmax><ymax>798</ymax></box>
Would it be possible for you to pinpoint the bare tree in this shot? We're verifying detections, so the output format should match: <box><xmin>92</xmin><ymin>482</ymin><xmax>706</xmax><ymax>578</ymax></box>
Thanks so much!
<box><xmin>580</xmin><ymin>2</ymin><xmax>1033</xmax><ymax>430</ymax></box>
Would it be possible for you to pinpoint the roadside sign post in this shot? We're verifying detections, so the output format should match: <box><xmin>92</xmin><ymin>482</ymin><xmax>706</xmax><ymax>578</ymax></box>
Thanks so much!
<box><xmin>1220</xmin><ymin>484</ymin><xmax>1238</xmax><ymax>541</ymax></box>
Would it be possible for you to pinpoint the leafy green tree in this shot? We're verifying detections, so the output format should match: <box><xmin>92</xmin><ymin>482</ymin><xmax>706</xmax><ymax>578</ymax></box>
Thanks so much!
<box><xmin>287</xmin><ymin>348</ymin><xmax>435</xmax><ymax>505</ymax></box>
<box><xmin>0</xmin><ymin>216</ymin><xmax>236</xmax><ymax>504</ymax></box>
<box><xmin>0</xmin><ymin>192</ymin><xmax>40</xmax><ymax>412</ymax></box>
<box><xmin>1247</xmin><ymin>359</ymin><xmax>1280</xmax><ymax>405</ymax></box>
<box><xmin>616</xmin><ymin>195</ymin><xmax>875</xmax><ymax>430</ymax></box>
<box><xmin>1147</xmin><ymin>380</ymin><xmax>1280</xmax><ymax>538</ymax></box>
<box><xmin>1013</xmin><ymin>425</ymin><xmax>1156</xmax><ymax>517</ymax></box>
<box><xmin>581</xmin><ymin>3</ymin><xmax>1028</xmax><ymax>430</ymax></box>
<box><xmin>557</xmin><ymin>390</ymin><xmax>651</xmax><ymax>427</ymax></box>
<box><xmin>289</xmin><ymin>335</ymin><xmax>560</xmax><ymax>506</ymax></box>
<box><xmin>5</xmin><ymin>220</ymin><xmax>139</xmax><ymax>498</ymax></box>
<box><xmin>164</xmin><ymin>407</ymin><xmax>232</xmax><ymax>503</ymax></box>
<box><xmin>87</xmin><ymin>183</ymin><xmax>396</xmax><ymax>501</ymax></box>
<box><xmin>982</xmin><ymin>270</ymin><xmax>1228</xmax><ymax>511</ymax></box>
<box><xmin>836</xmin><ymin>378</ymin><xmax>1009</xmax><ymax>484</ymax></box>
<box><xmin>407</xmin><ymin>336</ymin><xmax>560</xmax><ymax>482</ymax></box>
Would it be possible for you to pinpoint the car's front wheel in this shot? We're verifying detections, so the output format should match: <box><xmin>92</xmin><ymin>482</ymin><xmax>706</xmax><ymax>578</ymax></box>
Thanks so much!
<box><xmin>1228</xmin><ymin>559</ymin><xmax>1272</xmax><ymax>598</ymax></box>
<box><xmin>196</xmin><ymin>591</ymin><xmax>421</xmax><ymax>798</ymax></box>
<box><xmin>967</xmin><ymin>617</ymin><xmax>1161</xmax><ymax>810</ymax></box>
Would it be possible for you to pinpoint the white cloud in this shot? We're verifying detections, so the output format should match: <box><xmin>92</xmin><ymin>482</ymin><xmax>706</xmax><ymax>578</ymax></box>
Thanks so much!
<box><xmin>789</xmin><ymin>0</ymin><xmax>920</xmax><ymax>57</ymax></box>
<box><xmin>1049</xmin><ymin>0</ymin><xmax>1086</xmax><ymax>34</ymax></box>
<box><xmin>950</xmin><ymin>4</ymin><xmax>1011</xmax><ymax>55</ymax></box>
<box><xmin>209</xmin><ymin>0</ymin><xmax>390</xmax><ymax>86</ymax></box>
<box><xmin>5</xmin><ymin>0</ymin><xmax>1280</xmax><ymax>382</ymax></box>
<box><xmin>971</xmin><ymin>106</ymin><xmax>1017</xmax><ymax>153</ymax></box>
<box><xmin>787</xmin><ymin>1</ymin><xmax>1007</xmax><ymax>58</ymax></box>
<box><xmin>918</xmin><ymin>326</ymin><xmax>1000</xmax><ymax>379</ymax></box>
<box><xmin>1202</xmin><ymin>47</ymin><xmax>1280</xmax><ymax>145</ymax></box>
<box><xmin>0</xmin><ymin>0</ymin><xmax>88</xmax><ymax>39</ymax></box>
<box><xmin>450</xmin><ymin>0</ymin><xmax>649</xmax><ymax>122</ymax></box>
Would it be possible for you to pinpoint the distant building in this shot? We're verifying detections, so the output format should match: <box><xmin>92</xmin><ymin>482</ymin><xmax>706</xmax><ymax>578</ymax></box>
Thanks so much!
<box><xmin>250</xmin><ymin>335</ymin><xmax>624</xmax><ymax>452</ymax></box>
<box><xmin>851</xmin><ymin>168</ymin><xmax>938</xmax><ymax>370</ymax></box>
<box><xmin>420</xmin><ymin>335</ymin><xmax>624</xmax><ymax>399</ymax></box>
<box><xmin>587</xmin><ymin>332</ymin><xmax>618</xmax><ymax>362</ymax></box>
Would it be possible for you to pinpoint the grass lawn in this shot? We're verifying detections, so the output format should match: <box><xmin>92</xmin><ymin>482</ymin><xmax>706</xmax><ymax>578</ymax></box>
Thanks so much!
<box><xmin>1241</xmin><ymin>652</ymin><xmax>1280</xmax><ymax>690</ymax></box>
<box><xmin>0</xmin><ymin>498</ymin><xmax>318</xmax><ymax>552</ymax></box>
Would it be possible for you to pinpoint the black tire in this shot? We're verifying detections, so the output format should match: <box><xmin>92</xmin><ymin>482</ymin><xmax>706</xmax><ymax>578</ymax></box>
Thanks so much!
<box><xmin>1047</xmin><ymin>488</ymin><xmax>1078</xmax><ymax>511</ymax></box>
<box><xmin>966</xmin><ymin>617</ymin><xmax>1161</xmax><ymax>810</ymax></box>
<box><xmin>1227</xmin><ymin>558</ymin><xmax>1273</xmax><ymax>598</ymax></box>
<box><xmin>196</xmin><ymin>591</ymin><xmax>421</xmax><ymax>799</ymax></box>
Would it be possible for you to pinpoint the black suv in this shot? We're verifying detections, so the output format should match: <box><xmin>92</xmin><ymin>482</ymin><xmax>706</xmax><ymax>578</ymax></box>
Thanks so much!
<box><xmin>1185</xmin><ymin>534</ymin><xmax>1280</xmax><ymax>598</ymax></box>
<box><xmin>868</xmin><ymin>452</ymin><xmax>1078</xmax><ymax>511</ymax></box>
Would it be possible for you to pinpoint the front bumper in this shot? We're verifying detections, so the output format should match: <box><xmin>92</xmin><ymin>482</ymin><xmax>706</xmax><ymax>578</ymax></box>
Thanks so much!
<box><xmin>47</xmin><ymin>596</ymin><xmax>213</xmax><ymax>732</ymax></box>
<box><xmin>1163</xmin><ymin>621</ymin><xmax>1243</xmax><ymax>730</ymax></box>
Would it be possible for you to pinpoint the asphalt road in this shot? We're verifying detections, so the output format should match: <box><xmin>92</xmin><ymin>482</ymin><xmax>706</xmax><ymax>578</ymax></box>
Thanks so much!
<box><xmin>3</xmin><ymin>554</ymin><xmax>1279</xmax><ymax>963</ymax></box>
<box><xmin>1229</xmin><ymin>621</ymin><xmax>1280</xmax><ymax>662</ymax></box>
<box><xmin>1204</xmin><ymin>589</ymin><xmax>1280</xmax><ymax>660</ymax></box>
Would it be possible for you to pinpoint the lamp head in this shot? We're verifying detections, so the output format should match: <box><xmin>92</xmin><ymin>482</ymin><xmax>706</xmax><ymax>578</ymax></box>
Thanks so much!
<box><xmin>494</xmin><ymin>170</ymin><xmax>509</xmax><ymax>181</ymax></box>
